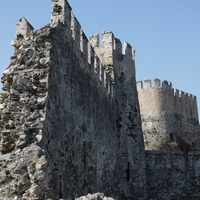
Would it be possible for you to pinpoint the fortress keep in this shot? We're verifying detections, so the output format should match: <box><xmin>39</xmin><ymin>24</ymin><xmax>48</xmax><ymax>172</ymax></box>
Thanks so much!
<box><xmin>0</xmin><ymin>0</ymin><xmax>200</xmax><ymax>199</ymax></box>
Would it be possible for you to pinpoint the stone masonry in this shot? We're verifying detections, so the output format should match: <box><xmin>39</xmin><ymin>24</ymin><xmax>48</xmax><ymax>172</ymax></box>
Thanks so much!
<box><xmin>0</xmin><ymin>0</ymin><xmax>200</xmax><ymax>200</ymax></box>
<box><xmin>136</xmin><ymin>79</ymin><xmax>200</xmax><ymax>199</ymax></box>
<box><xmin>137</xmin><ymin>78</ymin><xmax>200</xmax><ymax>151</ymax></box>
<box><xmin>0</xmin><ymin>0</ymin><xmax>146</xmax><ymax>199</ymax></box>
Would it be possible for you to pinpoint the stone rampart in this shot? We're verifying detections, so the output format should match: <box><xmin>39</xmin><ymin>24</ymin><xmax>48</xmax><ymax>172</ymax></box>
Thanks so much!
<box><xmin>42</xmin><ymin>1</ymin><xmax>146</xmax><ymax>198</ymax></box>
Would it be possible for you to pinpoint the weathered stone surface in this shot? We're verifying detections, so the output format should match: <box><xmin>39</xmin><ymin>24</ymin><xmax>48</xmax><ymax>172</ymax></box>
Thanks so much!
<box><xmin>0</xmin><ymin>0</ymin><xmax>200</xmax><ymax>200</ymax></box>
<box><xmin>16</xmin><ymin>17</ymin><xmax>34</xmax><ymax>39</ymax></box>
<box><xmin>76</xmin><ymin>193</ymin><xmax>115</xmax><ymax>200</ymax></box>
<box><xmin>0</xmin><ymin>21</ymin><xmax>51</xmax><ymax>199</ymax></box>
<box><xmin>0</xmin><ymin>0</ymin><xmax>146</xmax><ymax>199</ymax></box>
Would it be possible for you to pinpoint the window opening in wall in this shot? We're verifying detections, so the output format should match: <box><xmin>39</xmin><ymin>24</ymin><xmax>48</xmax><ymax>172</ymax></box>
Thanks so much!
<box><xmin>126</xmin><ymin>162</ymin><xmax>130</xmax><ymax>181</ymax></box>
<box><xmin>59</xmin><ymin>180</ymin><xmax>63</xmax><ymax>199</ymax></box>
<box><xmin>190</xmin><ymin>108</ymin><xmax>193</xmax><ymax>116</ymax></box>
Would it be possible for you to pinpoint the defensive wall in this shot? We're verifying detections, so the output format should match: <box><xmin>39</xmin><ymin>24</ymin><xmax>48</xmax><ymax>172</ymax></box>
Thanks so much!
<box><xmin>0</xmin><ymin>0</ymin><xmax>146</xmax><ymax>199</ymax></box>
<box><xmin>137</xmin><ymin>78</ymin><xmax>200</xmax><ymax>151</ymax></box>
<box><xmin>0</xmin><ymin>0</ymin><xmax>200</xmax><ymax>199</ymax></box>
<box><xmin>137</xmin><ymin>79</ymin><xmax>200</xmax><ymax>199</ymax></box>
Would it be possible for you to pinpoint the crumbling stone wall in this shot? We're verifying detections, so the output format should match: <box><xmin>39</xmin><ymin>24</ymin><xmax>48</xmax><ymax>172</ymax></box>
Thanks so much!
<box><xmin>0</xmin><ymin>22</ymin><xmax>51</xmax><ymax>198</ymax></box>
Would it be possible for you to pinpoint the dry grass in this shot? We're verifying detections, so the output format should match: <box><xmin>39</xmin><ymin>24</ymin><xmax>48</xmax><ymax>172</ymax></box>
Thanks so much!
<box><xmin>153</xmin><ymin>141</ymin><xmax>166</xmax><ymax>150</ymax></box>
<box><xmin>153</xmin><ymin>141</ymin><xmax>179</xmax><ymax>150</ymax></box>
<box><xmin>167</xmin><ymin>142</ymin><xmax>178</xmax><ymax>150</ymax></box>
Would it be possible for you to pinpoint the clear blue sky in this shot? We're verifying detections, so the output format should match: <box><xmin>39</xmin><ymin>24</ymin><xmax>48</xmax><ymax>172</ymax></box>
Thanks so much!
<box><xmin>1</xmin><ymin>0</ymin><xmax>200</xmax><ymax>117</ymax></box>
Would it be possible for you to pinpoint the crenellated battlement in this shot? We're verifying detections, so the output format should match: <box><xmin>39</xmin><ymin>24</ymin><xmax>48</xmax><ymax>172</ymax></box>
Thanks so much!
<box><xmin>137</xmin><ymin>78</ymin><xmax>199</xmax><ymax>123</ymax></box>
<box><xmin>15</xmin><ymin>0</ymin><xmax>136</xmax><ymax>100</ymax></box>
<box><xmin>50</xmin><ymin>0</ymin><xmax>115</xmax><ymax>99</ymax></box>
<box><xmin>89</xmin><ymin>31</ymin><xmax>135</xmax><ymax>65</ymax></box>
<box><xmin>49</xmin><ymin>0</ymin><xmax>136</xmax><ymax>98</ymax></box>
<box><xmin>137</xmin><ymin>78</ymin><xmax>173</xmax><ymax>90</ymax></box>
<box><xmin>89</xmin><ymin>31</ymin><xmax>136</xmax><ymax>82</ymax></box>
<box><xmin>137</xmin><ymin>78</ymin><xmax>197</xmax><ymax>102</ymax></box>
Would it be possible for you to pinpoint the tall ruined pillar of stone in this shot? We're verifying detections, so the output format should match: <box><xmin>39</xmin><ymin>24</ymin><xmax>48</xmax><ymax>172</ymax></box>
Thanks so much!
<box><xmin>90</xmin><ymin>31</ymin><xmax>147</xmax><ymax>199</ymax></box>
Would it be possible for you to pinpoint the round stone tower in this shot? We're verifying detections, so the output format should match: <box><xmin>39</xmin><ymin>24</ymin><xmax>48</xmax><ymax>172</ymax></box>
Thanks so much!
<box><xmin>137</xmin><ymin>78</ymin><xmax>200</xmax><ymax>150</ymax></box>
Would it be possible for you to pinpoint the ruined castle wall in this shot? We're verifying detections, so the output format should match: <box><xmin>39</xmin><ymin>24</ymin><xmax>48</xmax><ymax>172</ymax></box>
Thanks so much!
<box><xmin>2</xmin><ymin>1</ymin><xmax>200</xmax><ymax>199</ymax></box>
<box><xmin>145</xmin><ymin>150</ymin><xmax>200</xmax><ymax>199</ymax></box>
<box><xmin>137</xmin><ymin>79</ymin><xmax>200</xmax><ymax>150</ymax></box>
<box><xmin>0</xmin><ymin>0</ymin><xmax>147</xmax><ymax>198</ymax></box>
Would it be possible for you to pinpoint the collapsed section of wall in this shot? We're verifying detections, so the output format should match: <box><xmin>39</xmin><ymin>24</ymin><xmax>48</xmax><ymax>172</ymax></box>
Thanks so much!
<box><xmin>137</xmin><ymin>78</ymin><xmax>200</xmax><ymax>151</ymax></box>
<box><xmin>0</xmin><ymin>20</ymin><xmax>51</xmax><ymax>198</ymax></box>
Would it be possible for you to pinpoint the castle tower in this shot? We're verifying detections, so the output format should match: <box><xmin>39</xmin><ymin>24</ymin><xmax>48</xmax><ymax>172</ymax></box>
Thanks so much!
<box><xmin>90</xmin><ymin>31</ymin><xmax>146</xmax><ymax>199</ymax></box>
<box><xmin>137</xmin><ymin>78</ymin><xmax>200</xmax><ymax>150</ymax></box>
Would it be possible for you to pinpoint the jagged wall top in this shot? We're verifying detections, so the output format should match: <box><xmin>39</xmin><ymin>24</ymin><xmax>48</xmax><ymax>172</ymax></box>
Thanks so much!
<box><xmin>14</xmin><ymin>0</ymin><xmax>137</xmax><ymax>99</ymax></box>
<box><xmin>51</xmin><ymin>0</ymin><xmax>136</xmax><ymax>79</ymax></box>
<box><xmin>50</xmin><ymin>0</ymin><xmax>136</xmax><ymax>90</ymax></box>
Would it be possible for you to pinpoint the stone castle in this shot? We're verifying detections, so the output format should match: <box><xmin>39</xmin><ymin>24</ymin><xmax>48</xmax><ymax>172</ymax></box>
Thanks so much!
<box><xmin>0</xmin><ymin>0</ymin><xmax>200</xmax><ymax>199</ymax></box>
